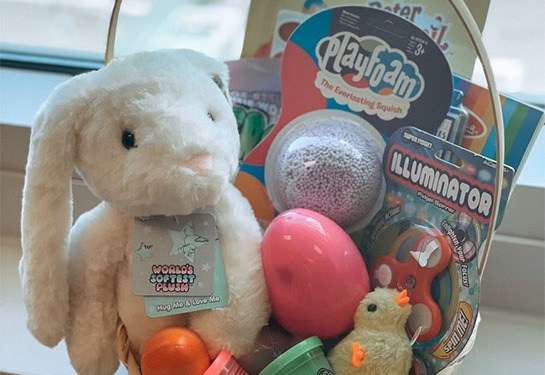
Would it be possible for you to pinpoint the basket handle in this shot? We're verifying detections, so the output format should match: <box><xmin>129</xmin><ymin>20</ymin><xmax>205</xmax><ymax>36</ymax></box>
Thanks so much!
<box><xmin>439</xmin><ymin>1</ymin><xmax>504</xmax><ymax>374</ymax></box>
<box><xmin>117</xmin><ymin>318</ymin><xmax>142</xmax><ymax>375</ymax></box>
<box><xmin>446</xmin><ymin>0</ymin><xmax>505</xmax><ymax>277</ymax></box>
<box><xmin>105</xmin><ymin>0</ymin><xmax>122</xmax><ymax>64</ymax></box>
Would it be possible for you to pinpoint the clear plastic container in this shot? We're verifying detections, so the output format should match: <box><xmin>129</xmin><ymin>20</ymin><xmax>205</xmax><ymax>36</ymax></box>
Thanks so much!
<box><xmin>265</xmin><ymin>111</ymin><xmax>385</xmax><ymax>232</ymax></box>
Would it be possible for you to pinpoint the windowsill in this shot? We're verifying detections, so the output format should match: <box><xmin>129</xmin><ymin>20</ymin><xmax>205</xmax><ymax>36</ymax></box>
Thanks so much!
<box><xmin>1</xmin><ymin>234</ymin><xmax>543</xmax><ymax>375</ymax></box>
<box><xmin>0</xmin><ymin>236</ymin><xmax>126</xmax><ymax>375</ymax></box>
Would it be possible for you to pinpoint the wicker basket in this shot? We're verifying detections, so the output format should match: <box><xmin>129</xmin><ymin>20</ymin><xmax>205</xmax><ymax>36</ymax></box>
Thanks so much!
<box><xmin>106</xmin><ymin>1</ymin><xmax>506</xmax><ymax>374</ymax></box>
<box><xmin>117</xmin><ymin>319</ymin><xmax>141</xmax><ymax>375</ymax></box>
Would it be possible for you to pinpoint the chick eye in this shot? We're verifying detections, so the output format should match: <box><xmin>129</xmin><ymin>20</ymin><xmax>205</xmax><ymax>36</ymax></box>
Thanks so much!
<box><xmin>207</xmin><ymin>113</ymin><xmax>215</xmax><ymax>122</ymax></box>
<box><xmin>367</xmin><ymin>304</ymin><xmax>377</xmax><ymax>312</ymax></box>
<box><xmin>122</xmin><ymin>130</ymin><xmax>137</xmax><ymax>149</ymax></box>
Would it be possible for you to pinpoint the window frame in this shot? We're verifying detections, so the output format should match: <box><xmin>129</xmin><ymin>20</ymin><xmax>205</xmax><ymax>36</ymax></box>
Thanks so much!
<box><xmin>0</xmin><ymin>49</ymin><xmax>102</xmax><ymax>75</ymax></box>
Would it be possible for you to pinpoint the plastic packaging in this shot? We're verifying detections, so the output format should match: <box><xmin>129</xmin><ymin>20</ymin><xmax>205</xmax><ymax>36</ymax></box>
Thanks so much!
<box><xmin>361</xmin><ymin>127</ymin><xmax>514</xmax><ymax>373</ymax></box>
<box><xmin>435</xmin><ymin>89</ymin><xmax>469</xmax><ymax>163</ymax></box>
<box><xmin>226</xmin><ymin>58</ymin><xmax>281</xmax><ymax>162</ymax></box>
<box><xmin>265</xmin><ymin>114</ymin><xmax>385</xmax><ymax>232</ymax></box>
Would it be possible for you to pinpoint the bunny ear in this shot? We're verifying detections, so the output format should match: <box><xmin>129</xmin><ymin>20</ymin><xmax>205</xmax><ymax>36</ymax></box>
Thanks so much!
<box><xmin>170</xmin><ymin>49</ymin><xmax>232</xmax><ymax>103</ymax></box>
<box><xmin>19</xmin><ymin>76</ymin><xmax>88</xmax><ymax>347</ymax></box>
<box><xmin>211</xmin><ymin>73</ymin><xmax>231</xmax><ymax>103</ymax></box>
<box><xmin>196</xmin><ymin>56</ymin><xmax>231</xmax><ymax>103</ymax></box>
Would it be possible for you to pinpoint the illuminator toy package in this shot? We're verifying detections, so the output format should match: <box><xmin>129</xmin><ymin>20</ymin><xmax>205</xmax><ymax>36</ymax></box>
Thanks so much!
<box><xmin>361</xmin><ymin>126</ymin><xmax>514</xmax><ymax>374</ymax></box>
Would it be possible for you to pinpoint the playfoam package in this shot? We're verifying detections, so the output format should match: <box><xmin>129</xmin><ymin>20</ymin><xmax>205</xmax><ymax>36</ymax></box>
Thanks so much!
<box><xmin>235</xmin><ymin>5</ymin><xmax>453</xmax><ymax>230</ymax></box>
<box><xmin>242</xmin><ymin>0</ymin><xmax>490</xmax><ymax>78</ymax></box>
<box><xmin>227</xmin><ymin>59</ymin><xmax>281</xmax><ymax>162</ymax></box>
<box><xmin>361</xmin><ymin>126</ymin><xmax>514</xmax><ymax>374</ymax></box>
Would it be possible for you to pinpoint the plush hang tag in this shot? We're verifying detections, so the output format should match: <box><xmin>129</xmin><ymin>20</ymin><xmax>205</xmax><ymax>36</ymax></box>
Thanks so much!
<box><xmin>131</xmin><ymin>210</ymin><xmax>217</xmax><ymax>297</ymax></box>
<box><xmin>143</xmin><ymin>219</ymin><xmax>228</xmax><ymax>317</ymax></box>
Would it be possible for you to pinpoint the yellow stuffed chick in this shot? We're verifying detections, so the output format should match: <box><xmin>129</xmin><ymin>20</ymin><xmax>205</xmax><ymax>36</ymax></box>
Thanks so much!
<box><xmin>328</xmin><ymin>288</ymin><xmax>413</xmax><ymax>375</ymax></box>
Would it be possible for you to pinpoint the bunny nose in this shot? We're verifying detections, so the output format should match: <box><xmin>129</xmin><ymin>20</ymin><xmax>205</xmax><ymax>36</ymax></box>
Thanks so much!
<box><xmin>180</xmin><ymin>152</ymin><xmax>213</xmax><ymax>176</ymax></box>
<box><xmin>395</xmin><ymin>289</ymin><xmax>410</xmax><ymax>307</ymax></box>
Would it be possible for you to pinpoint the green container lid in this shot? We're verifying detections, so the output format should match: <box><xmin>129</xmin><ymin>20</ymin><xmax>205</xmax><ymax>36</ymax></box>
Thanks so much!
<box><xmin>259</xmin><ymin>336</ymin><xmax>325</xmax><ymax>375</ymax></box>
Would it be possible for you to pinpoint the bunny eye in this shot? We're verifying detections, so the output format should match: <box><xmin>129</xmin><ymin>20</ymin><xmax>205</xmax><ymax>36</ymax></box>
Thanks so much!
<box><xmin>207</xmin><ymin>113</ymin><xmax>215</xmax><ymax>122</ymax></box>
<box><xmin>122</xmin><ymin>130</ymin><xmax>137</xmax><ymax>150</ymax></box>
<box><xmin>367</xmin><ymin>304</ymin><xmax>377</xmax><ymax>312</ymax></box>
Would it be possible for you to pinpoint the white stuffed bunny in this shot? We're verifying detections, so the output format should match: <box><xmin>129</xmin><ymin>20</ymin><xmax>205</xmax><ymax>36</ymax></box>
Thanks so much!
<box><xmin>20</xmin><ymin>49</ymin><xmax>270</xmax><ymax>375</ymax></box>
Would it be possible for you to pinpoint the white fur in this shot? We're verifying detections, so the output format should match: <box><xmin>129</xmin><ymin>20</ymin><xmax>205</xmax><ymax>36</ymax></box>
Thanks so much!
<box><xmin>20</xmin><ymin>49</ymin><xmax>270</xmax><ymax>374</ymax></box>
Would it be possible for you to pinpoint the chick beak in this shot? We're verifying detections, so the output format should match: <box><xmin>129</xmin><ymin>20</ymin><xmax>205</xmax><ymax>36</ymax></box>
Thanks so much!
<box><xmin>395</xmin><ymin>289</ymin><xmax>410</xmax><ymax>307</ymax></box>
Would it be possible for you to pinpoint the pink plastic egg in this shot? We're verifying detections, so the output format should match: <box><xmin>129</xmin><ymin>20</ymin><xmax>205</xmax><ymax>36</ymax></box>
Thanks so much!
<box><xmin>261</xmin><ymin>209</ymin><xmax>370</xmax><ymax>338</ymax></box>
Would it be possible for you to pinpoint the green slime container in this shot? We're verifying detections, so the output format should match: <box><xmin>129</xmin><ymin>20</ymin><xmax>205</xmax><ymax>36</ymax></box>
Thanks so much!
<box><xmin>258</xmin><ymin>337</ymin><xmax>335</xmax><ymax>375</ymax></box>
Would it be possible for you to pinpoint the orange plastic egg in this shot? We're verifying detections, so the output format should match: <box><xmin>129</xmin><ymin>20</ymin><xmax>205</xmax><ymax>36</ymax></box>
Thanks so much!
<box><xmin>140</xmin><ymin>327</ymin><xmax>211</xmax><ymax>375</ymax></box>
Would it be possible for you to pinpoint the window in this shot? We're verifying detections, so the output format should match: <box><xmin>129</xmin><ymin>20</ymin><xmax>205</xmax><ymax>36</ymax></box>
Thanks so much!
<box><xmin>473</xmin><ymin>0</ymin><xmax>545</xmax><ymax>188</ymax></box>
<box><xmin>472</xmin><ymin>0</ymin><xmax>545</xmax><ymax>105</ymax></box>
<box><xmin>0</xmin><ymin>0</ymin><xmax>251</xmax><ymax>67</ymax></box>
